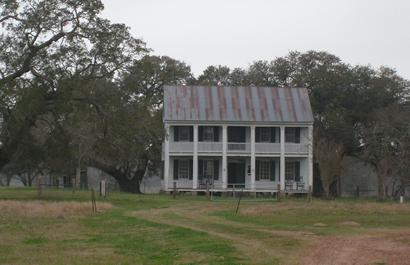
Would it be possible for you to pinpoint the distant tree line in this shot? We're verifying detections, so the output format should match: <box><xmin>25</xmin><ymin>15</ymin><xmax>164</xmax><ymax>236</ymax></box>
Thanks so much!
<box><xmin>1</xmin><ymin>0</ymin><xmax>409</xmax><ymax>198</ymax></box>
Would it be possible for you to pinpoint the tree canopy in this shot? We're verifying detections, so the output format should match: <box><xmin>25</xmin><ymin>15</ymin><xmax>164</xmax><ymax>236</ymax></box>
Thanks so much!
<box><xmin>1</xmin><ymin>0</ymin><xmax>409</xmax><ymax>197</ymax></box>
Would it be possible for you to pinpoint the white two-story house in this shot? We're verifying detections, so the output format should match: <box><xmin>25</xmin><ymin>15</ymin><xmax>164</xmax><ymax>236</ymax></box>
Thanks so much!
<box><xmin>162</xmin><ymin>85</ymin><xmax>314</xmax><ymax>193</ymax></box>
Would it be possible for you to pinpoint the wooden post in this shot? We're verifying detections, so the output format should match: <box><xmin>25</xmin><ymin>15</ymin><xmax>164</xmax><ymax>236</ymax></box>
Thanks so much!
<box><xmin>37</xmin><ymin>175</ymin><xmax>43</xmax><ymax>197</ymax></box>
<box><xmin>206</xmin><ymin>180</ymin><xmax>210</xmax><ymax>199</ymax></box>
<box><xmin>356</xmin><ymin>186</ymin><xmax>360</xmax><ymax>198</ymax></box>
<box><xmin>91</xmin><ymin>189</ymin><xmax>97</xmax><ymax>213</ymax></box>
<box><xmin>308</xmin><ymin>185</ymin><xmax>312</xmax><ymax>202</ymax></box>
<box><xmin>277</xmin><ymin>184</ymin><xmax>281</xmax><ymax>202</ymax></box>
<box><xmin>100</xmin><ymin>180</ymin><xmax>106</xmax><ymax>198</ymax></box>
<box><xmin>235</xmin><ymin>189</ymin><xmax>243</xmax><ymax>214</ymax></box>
<box><xmin>173</xmin><ymin>181</ymin><xmax>177</xmax><ymax>199</ymax></box>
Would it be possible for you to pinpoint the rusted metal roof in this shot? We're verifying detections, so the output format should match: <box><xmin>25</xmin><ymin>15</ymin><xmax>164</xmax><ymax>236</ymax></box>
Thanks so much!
<box><xmin>163</xmin><ymin>85</ymin><xmax>314</xmax><ymax>123</ymax></box>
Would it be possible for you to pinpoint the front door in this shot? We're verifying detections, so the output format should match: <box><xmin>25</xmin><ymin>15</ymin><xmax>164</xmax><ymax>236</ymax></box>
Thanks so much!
<box><xmin>228</xmin><ymin>162</ymin><xmax>245</xmax><ymax>188</ymax></box>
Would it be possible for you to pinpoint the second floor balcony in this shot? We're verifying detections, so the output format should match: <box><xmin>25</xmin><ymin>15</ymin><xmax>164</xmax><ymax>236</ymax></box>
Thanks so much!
<box><xmin>167</xmin><ymin>125</ymin><xmax>309</xmax><ymax>155</ymax></box>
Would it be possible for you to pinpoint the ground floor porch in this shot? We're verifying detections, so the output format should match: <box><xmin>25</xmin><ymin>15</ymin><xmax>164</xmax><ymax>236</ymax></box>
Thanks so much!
<box><xmin>162</xmin><ymin>155</ymin><xmax>312</xmax><ymax>193</ymax></box>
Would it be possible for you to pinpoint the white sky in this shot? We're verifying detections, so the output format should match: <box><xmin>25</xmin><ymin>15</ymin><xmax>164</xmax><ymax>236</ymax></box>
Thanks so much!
<box><xmin>101</xmin><ymin>0</ymin><xmax>410</xmax><ymax>79</ymax></box>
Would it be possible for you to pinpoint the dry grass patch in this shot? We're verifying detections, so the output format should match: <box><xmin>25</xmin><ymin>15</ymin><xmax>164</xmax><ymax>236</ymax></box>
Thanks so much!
<box><xmin>239</xmin><ymin>201</ymin><xmax>410</xmax><ymax>216</ymax></box>
<box><xmin>0</xmin><ymin>200</ymin><xmax>112</xmax><ymax>219</ymax></box>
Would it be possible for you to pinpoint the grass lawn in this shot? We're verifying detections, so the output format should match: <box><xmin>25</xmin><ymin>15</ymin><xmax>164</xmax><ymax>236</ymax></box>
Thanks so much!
<box><xmin>1</xmin><ymin>188</ymin><xmax>410</xmax><ymax>265</ymax></box>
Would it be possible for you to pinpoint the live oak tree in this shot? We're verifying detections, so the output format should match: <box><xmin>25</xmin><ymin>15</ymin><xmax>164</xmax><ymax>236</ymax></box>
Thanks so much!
<box><xmin>360</xmin><ymin>104</ymin><xmax>410</xmax><ymax>199</ymax></box>
<box><xmin>0</xmin><ymin>0</ymin><xmax>145</xmax><ymax>185</ymax></box>
<box><xmin>195</xmin><ymin>51</ymin><xmax>408</xmax><ymax>197</ymax></box>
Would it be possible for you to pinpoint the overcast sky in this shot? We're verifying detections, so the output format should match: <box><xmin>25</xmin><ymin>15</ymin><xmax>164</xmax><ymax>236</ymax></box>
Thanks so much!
<box><xmin>101</xmin><ymin>0</ymin><xmax>410</xmax><ymax>79</ymax></box>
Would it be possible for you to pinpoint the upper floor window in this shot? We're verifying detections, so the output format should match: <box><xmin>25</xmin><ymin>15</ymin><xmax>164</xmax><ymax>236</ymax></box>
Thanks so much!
<box><xmin>203</xmin><ymin>127</ymin><xmax>214</xmax><ymax>141</ymax></box>
<box><xmin>256</xmin><ymin>127</ymin><xmax>276</xmax><ymax>143</ymax></box>
<box><xmin>174</xmin><ymin>126</ymin><xmax>193</xmax><ymax>142</ymax></box>
<box><xmin>199</xmin><ymin>126</ymin><xmax>219</xmax><ymax>142</ymax></box>
<box><xmin>285</xmin><ymin>128</ymin><xmax>300</xmax><ymax>143</ymax></box>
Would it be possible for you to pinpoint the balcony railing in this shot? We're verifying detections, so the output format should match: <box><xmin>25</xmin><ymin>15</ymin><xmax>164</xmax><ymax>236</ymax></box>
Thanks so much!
<box><xmin>285</xmin><ymin>143</ymin><xmax>308</xmax><ymax>154</ymax></box>
<box><xmin>169</xmin><ymin>142</ymin><xmax>194</xmax><ymax>153</ymax></box>
<box><xmin>198</xmin><ymin>142</ymin><xmax>223</xmax><ymax>152</ymax></box>
<box><xmin>166</xmin><ymin>142</ymin><xmax>308</xmax><ymax>154</ymax></box>
<box><xmin>228</xmin><ymin>142</ymin><xmax>250</xmax><ymax>152</ymax></box>
<box><xmin>255</xmin><ymin>143</ymin><xmax>280</xmax><ymax>154</ymax></box>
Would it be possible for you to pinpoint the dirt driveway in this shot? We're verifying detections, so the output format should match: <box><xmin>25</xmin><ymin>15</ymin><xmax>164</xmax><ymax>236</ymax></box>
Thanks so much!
<box><xmin>132</xmin><ymin>202</ymin><xmax>410</xmax><ymax>265</ymax></box>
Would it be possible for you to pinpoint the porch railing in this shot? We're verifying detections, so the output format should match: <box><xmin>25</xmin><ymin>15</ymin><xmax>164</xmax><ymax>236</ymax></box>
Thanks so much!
<box><xmin>198</xmin><ymin>142</ymin><xmax>223</xmax><ymax>152</ymax></box>
<box><xmin>285</xmin><ymin>143</ymin><xmax>308</xmax><ymax>154</ymax></box>
<box><xmin>255</xmin><ymin>143</ymin><xmax>280</xmax><ymax>153</ymax></box>
<box><xmin>169</xmin><ymin>142</ymin><xmax>194</xmax><ymax>153</ymax></box>
<box><xmin>227</xmin><ymin>143</ymin><xmax>250</xmax><ymax>152</ymax></box>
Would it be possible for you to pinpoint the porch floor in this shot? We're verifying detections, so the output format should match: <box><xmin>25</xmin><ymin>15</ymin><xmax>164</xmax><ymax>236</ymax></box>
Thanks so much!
<box><xmin>164</xmin><ymin>188</ymin><xmax>309</xmax><ymax>194</ymax></box>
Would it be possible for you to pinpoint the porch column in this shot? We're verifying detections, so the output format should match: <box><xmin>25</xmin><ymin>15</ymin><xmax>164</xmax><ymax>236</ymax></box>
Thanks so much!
<box><xmin>280</xmin><ymin>126</ymin><xmax>285</xmax><ymax>191</ymax></box>
<box><xmin>222</xmin><ymin>125</ymin><xmax>228</xmax><ymax>189</ymax></box>
<box><xmin>164</xmin><ymin>124</ymin><xmax>170</xmax><ymax>191</ymax></box>
<box><xmin>308</xmin><ymin>125</ymin><xmax>313</xmax><ymax>188</ymax></box>
<box><xmin>250</xmin><ymin>125</ymin><xmax>256</xmax><ymax>190</ymax></box>
<box><xmin>193</xmin><ymin>124</ymin><xmax>198</xmax><ymax>189</ymax></box>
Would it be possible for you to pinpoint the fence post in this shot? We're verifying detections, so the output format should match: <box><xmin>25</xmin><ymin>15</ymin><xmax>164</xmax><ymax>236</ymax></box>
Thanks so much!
<box><xmin>206</xmin><ymin>180</ymin><xmax>210</xmax><ymax>199</ymax></box>
<box><xmin>235</xmin><ymin>189</ymin><xmax>243</xmax><ymax>214</ymax></box>
<box><xmin>91</xmin><ymin>189</ymin><xmax>97</xmax><ymax>213</ymax></box>
<box><xmin>277</xmin><ymin>184</ymin><xmax>281</xmax><ymax>202</ymax></box>
<box><xmin>173</xmin><ymin>181</ymin><xmax>177</xmax><ymax>199</ymax></box>
<box><xmin>356</xmin><ymin>186</ymin><xmax>360</xmax><ymax>198</ymax></box>
<box><xmin>100</xmin><ymin>180</ymin><xmax>106</xmax><ymax>198</ymax></box>
<box><xmin>308</xmin><ymin>185</ymin><xmax>312</xmax><ymax>202</ymax></box>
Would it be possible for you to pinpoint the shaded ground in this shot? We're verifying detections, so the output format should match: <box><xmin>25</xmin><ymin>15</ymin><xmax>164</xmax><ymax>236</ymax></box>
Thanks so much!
<box><xmin>1</xmin><ymin>188</ymin><xmax>410</xmax><ymax>265</ymax></box>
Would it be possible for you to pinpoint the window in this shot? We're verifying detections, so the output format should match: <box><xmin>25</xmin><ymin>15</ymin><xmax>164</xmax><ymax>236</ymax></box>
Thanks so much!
<box><xmin>203</xmin><ymin>160</ymin><xmax>214</xmax><ymax>178</ymax></box>
<box><xmin>258</xmin><ymin>161</ymin><xmax>270</xmax><ymax>180</ymax></box>
<box><xmin>203</xmin><ymin>127</ymin><xmax>214</xmax><ymax>142</ymax></box>
<box><xmin>285</xmin><ymin>162</ymin><xmax>295</xmax><ymax>181</ymax></box>
<box><xmin>260</xmin><ymin>127</ymin><xmax>271</xmax><ymax>142</ymax></box>
<box><xmin>285</xmin><ymin>161</ymin><xmax>300</xmax><ymax>181</ymax></box>
<box><xmin>178</xmin><ymin>127</ymin><xmax>190</xmax><ymax>141</ymax></box>
<box><xmin>285</xmin><ymin>128</ymin><xmax>300</xmax><ymax>143</ymax></box>
<box><xmin>178</xmin><ymin>160</ymin><xmax>189</xmax><ymax>179</ymax></box>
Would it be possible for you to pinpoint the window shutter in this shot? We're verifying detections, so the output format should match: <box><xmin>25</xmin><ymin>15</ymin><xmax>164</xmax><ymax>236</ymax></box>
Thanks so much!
<box><xmin>189</xmin><ymin>127</ymin><xmax>194</xmax><ymax>142</ymax></box>
<box><xmin>270</xmin><ymin>161</ymin><xmax>275</xmax><ymax>181</ymax></box>
<box><xmin>189</xmin><ymin>160</ymin><xmax>193</xmax><ymax>180</ymax></box>
<box><xmin>255</xmin><ymin>160</ymin><xmax>260</xmax><ymax>181</ymax></box>
<box><xmin>198</xmin><ymin>127</ymin><xmax>203</xmax><ymax>141</ymax></box>
<box><xmin>214</xmin><ymin>160</ymin><xmax>219</xmax><ymax>180</ymax></box>
<box><xmin>255</xmin><ymin>127</ymin><xmax>260</xmax><ymax>142</ymax></box>
<box><xmin>173</xmin><ymin>160</ymin><xmax>179</xmax><ymax>180</ymax></box>
<box><xmin>295</xmin><ymin>161</ymin><xmax>300</xmax><ymax>181</ymax></box>
<box><xmin>270</xmin><ymin>128</ymin><xmax>276</xmax><ymax>143</ymax></box>
<box><xmin>198</xmin><ymin>160</ymin><xmax>203</xmax><ymax>180</ymax></box>
<box><xmin>295</xmin><ymin>128</ymin><xmax>300</xmax><ymax>143</ymax></box>
<box><xmin>213</xmin><ymin>127</ymin><xmax>219</xmax><ymax>142</ymax></box>
<box><xmin>174</xmin><ymin>127</ymin><xmax>179</xmax><ymax>142</ymax></box>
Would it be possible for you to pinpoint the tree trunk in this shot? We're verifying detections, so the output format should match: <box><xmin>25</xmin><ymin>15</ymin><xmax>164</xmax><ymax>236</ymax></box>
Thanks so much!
<box><xmin>115</xmin><ymin>172</ymin><xmax>143</xmax><ymax>193</ymax></box>
<box><xmin>28</xmin><ymin>171</ymin><xmax>33</xmax><ymax>187</ymax></box>
<box><xmin>89</xmin><ymin>160</ymin><xmax>147</xmax><ymax>194</ymax></box>
<box><xmin>375</xmin><ymin>157</ymin><xmax>391</xmax><ymax>200</ymax></box>
<box><xmin>377</xmin><ymin>174</ymin><xmax>385</xmax><ymax>199</ymax></box>
<box><xmin>314</xmin><ymin>135</ymin><xmax>344</xmax><ymax>198</ymax></box>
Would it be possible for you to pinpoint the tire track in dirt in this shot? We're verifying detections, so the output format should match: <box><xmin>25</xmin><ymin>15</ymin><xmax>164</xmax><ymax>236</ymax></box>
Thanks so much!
<box><xmin>130</xmin><ymin>203</ymin><xmax>311</xmax><ymax>264</ymax></box>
